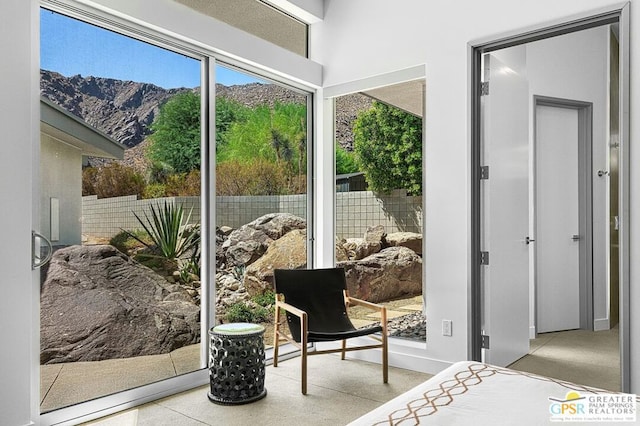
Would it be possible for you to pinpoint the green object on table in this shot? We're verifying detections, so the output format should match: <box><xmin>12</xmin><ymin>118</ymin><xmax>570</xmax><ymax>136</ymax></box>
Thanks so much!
<box><xmin>212</xmin><ymin>322</ymin><xmax>265</xmax><ymax>335</ymax></box>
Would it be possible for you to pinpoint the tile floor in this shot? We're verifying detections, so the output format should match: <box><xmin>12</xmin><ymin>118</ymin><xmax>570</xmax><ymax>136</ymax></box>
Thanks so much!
<box><xmin>81</xmin><ymin>328</ymin><xmax>620</xmax><ymax>425</ymax></box>
<box><xmin>82</xmin><ymin>355</ymin><xmax>432</xmax><ymax>426</ymax></box>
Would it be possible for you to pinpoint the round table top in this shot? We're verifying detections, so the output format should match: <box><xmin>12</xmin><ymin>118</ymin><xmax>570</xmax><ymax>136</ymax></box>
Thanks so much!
<box><xmin>210</xmin><ymin>322</ymin><xmax>265</xmax><ymax>335</ymax></box>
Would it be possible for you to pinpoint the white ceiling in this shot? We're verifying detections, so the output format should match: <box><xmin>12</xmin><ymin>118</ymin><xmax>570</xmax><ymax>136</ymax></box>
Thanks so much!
<box><xmin>362</xmin><ymin>79</ymin><xmax>425</xmax><ymax>117</ymax></box>
<box><xmin>174</xmin><ymin>0</ymin><xmax>307</xmax><ymax>56</ymax></box>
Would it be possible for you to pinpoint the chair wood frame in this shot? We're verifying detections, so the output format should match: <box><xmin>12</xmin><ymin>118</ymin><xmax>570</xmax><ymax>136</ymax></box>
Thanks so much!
<box><xmin>273</xmin><ymin>289</ymin><xmax>388</xmax><ymax>395</ymax></box>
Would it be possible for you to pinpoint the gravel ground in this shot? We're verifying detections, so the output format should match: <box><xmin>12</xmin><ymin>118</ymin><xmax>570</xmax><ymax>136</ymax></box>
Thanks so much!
<box><xmin>386</xmin><ymin>311</ymin><xmax>426</xmax><ymax>340</ymax></box>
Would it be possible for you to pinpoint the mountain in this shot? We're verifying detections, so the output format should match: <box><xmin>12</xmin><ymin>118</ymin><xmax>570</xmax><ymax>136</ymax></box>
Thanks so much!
<box><xmin>40</xmin><ymin>70</ymin><xmax>372</xmax><ymax>168</ymax></box>
<box><xmin>40</xmin><ymin>70</ymin><xmax>191</xmax><ymax>148</ymax></box>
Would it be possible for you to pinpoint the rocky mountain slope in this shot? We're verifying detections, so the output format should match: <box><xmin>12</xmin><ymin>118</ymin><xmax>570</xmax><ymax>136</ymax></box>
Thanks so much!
<box><xmin>40</xmin><ymin>70</ymin><xmax>371</xmax><ymax>163</ymax></box>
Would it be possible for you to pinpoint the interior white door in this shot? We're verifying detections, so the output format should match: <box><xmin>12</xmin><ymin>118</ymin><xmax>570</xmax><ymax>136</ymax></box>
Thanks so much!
<box><xmin>481</xmin><ymin>54</ymin><xmax>530</xmax><ymax>366</ymax></box>
<box><xmin>535</xmin><ymin>105</ymin><xmax>581</xmax><ymax>333</ymax></box>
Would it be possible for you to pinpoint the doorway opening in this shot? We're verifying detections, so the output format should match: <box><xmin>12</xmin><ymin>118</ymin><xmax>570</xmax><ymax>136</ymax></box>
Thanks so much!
<box><xmin>471</xmin><ymin>8</ymin><xmax>629</xmax><ymax>392</ymax></box>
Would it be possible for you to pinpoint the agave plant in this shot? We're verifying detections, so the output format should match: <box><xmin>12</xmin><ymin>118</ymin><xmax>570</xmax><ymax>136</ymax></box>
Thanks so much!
<box><xmin>126</xmin><ymin>201</ymin><xmax>200</xmax><ymax>264</ymax></box>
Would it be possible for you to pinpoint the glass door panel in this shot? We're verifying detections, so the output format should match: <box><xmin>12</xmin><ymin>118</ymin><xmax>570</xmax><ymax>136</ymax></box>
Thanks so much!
<box><xmin>214</xmin><ymin>64</ymin><xmax>310</xmax><ymax>349</ymax></box>
<box><xmin>39</xmin><ymin>8</ymin><xmax>204</xmax><ymax>412</ymax></box>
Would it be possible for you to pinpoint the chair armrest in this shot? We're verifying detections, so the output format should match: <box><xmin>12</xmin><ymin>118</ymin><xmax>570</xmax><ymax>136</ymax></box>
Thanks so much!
<box><xmin>346</xmin><ymin>296</ymin><xmax>386</xmax><ymax>313</ymax></box>
<box><xmin>276</xmin><ymin>299</ymin><xmax>307</xmax><ymax>319</ymax></box>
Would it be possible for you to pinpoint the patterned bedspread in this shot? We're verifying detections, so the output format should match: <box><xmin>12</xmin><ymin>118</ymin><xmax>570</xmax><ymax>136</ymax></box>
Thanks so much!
<box><xmin>349</xmin><ymin>361</ymin><xmax>639</xmax><ymax>425</ymax></box>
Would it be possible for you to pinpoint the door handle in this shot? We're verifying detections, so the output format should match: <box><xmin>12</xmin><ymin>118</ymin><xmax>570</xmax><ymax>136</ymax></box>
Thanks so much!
<box><xmin>32</xmin><ymin>231</ymin><xmax>53</xmax><ymax>269</ymax></box>
<box><xmin>571</xmin><ymin>234</ymin><xmax>580</xmax><ymax>241</ymax></box>
<box><xmin>525</xmin><ymin>236</ymin><xmax>535</xmax><ymax>244</ymax></box>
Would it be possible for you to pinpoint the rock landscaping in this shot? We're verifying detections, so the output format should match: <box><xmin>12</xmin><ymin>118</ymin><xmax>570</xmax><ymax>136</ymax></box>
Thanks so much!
<box><xmin>40</xmin><ymin>213</ymin><xmax>424</xmax><ymax>363</ymax></box>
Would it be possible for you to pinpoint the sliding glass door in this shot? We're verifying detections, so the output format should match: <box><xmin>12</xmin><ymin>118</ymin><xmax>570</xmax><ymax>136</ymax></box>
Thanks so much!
<box><xmin>39</xmin><ymin>6</ymin><xmax>207</xmax><ymax>417</ymax></box>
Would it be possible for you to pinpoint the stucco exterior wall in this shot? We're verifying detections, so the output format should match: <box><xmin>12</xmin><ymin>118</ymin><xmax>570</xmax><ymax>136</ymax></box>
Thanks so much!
<box><xmin>40</xmin><ymin>133</ymin><xmax>82</xmax><ymax>246</ymax></box>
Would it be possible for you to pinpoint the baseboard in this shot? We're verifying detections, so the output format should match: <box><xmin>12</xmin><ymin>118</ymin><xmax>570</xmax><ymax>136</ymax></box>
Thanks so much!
<box><xmin>593</xmin><ymin>318</ymin><xmax>610</xmax><ymax>331</ymax></box>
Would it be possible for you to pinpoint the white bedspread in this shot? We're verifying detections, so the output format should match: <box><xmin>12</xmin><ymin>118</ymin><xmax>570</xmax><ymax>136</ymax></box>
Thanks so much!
<box><xmin>349</xmin><ymin>361</ymin><xmax>639</xmax><ymax>425</ymax></box>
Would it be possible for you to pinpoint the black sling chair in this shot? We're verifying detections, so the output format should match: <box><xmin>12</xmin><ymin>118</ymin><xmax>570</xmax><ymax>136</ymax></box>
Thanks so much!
<box><xmin>273</xmin><ymin>268</ymin><xmax>388</xmax><ymax>394</ymax></box>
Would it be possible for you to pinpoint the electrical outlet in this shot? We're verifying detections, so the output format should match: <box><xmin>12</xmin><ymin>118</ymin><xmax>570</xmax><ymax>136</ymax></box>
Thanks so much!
<box><xmin>442</xmin><ymin>319</ymin><xmax>452</xmax><ymax>337</ymax></box>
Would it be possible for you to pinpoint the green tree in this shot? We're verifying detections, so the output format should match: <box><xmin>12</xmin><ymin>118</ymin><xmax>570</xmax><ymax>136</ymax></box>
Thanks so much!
<box><xmin>216</xmin><ymin>96</ymin><xmax>249</xmax><ymax>150</ymax></box>
<box><xmin>353</xmin><ymin>101</ymin><xmax>422</xmax><ymax>195</ymax></box>
<box><xmin>218</xmin><ymin>102</ymin><xmax>307</xmax><ymax>175</ymax></box>
<box><xmin>147</xmin><ymin>94</ymin><xmax>249</xmax><ymax>175</ymax></box>
<box><xmin>335</xmin><ymin>144</ymin><xmax>358</xmax><ymax>174</ymax></box>
<box><xmin>147</xmin><ymin>92</ymin><xmax>201</xmax><ymax>174</ymax></box>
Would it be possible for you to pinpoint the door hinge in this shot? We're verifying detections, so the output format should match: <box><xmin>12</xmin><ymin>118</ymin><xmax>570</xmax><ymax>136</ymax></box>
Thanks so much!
<box><xmin>480</xmin><ymin>251</ymin><xmax>489</xmax><ymax>265</ymax></box>
<box><xmin>481</xmin><ymin>334</ymin><xmax>490</xmax><ymax>349</ymax></box>
<box><xmin>480</xmin><ymin>81</ymin><xmax>489</xmax><ymax>96</ymax></box>
<box><xmin>480</xmin><ymin>166</ymin><xmax>489</xmax><ymax>180</ymax></box>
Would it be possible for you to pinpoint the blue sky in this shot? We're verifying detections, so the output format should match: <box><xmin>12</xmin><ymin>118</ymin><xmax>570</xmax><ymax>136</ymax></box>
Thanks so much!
<box><xmin>40</xmin><ymin>9</ymin><xmax>263</xmax><ymax>89</ymax></box>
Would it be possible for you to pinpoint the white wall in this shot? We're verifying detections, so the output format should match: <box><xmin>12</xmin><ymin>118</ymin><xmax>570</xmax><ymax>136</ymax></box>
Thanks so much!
<box><xmin>317</xmin><ymin>0</ymin><xmax>639</xmax><ymax>392</ymax></box>
<box><xmin>0</xmin><ymin>0</ymin><xmax>39</xmax><ymax>424</ymax></box>
<box><xmin>40</xmin><ymin>135</ymin><xmax>83</xmax><ymax>246</ymax></box>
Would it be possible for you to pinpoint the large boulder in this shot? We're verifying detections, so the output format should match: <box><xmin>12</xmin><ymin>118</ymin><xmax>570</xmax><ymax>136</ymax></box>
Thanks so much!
<box><xmin>338</xmin><ymin>246</ymin><xmax>422</xmax><ymax>303</ymax></box>
<box><xmin>335</xmin><ymin>237</ymin><xmax>349</xmax><ymax>261</ymax></box>
<box><xmin>244</xmin><ymin>229</ymin><xmax>308</xmax><ymax>296</ymax></box>
<box><xmin>340</xmin><ymin>225</ymin><xmax>387</xmax><ymax>261</ymax></box>
<box><xmin>223</xmin><ymin>213</ymin><xmax>306</xmax><ymax>267</ymax></box>
<box><xmin>40</xmin><ymin>245</ymin><xmax>200</xmax><ymax>364</ymax></box>
<box><xmin>385</xmin><ymin>232</ymin><xmax>423</xmax><ymax>255</ymax></box>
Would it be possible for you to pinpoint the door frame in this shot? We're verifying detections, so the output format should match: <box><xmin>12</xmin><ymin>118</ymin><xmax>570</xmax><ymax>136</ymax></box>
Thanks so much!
<box><xmin>470</xmin><ymin>4</ymin><xmax>630</xmax><ymax>392</ymax></box>
<box><xmin>533</xmin><ymin>96</ymin><xmax>593</xmax><ymax>333</ymax></box>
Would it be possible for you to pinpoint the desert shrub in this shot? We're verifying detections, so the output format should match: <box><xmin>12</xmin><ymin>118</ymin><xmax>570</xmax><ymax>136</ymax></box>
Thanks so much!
<box><xmin>216</xmin><ymin>159</ymin><xmax>289</xmax><ymax>195</ymax></box>
<box><xmin>143</xmin><ymin>183</ymin><xmax>167</xmax><ymax>199</ymax></box>
<box><xmin>251</xmin><ymin>290</ymin><xmax>276</xmax><ymax>316</ymax></box>
<box><xmin>178</xmin><ymin>258</ymin><xmax>200</xmax><ymax>282</ymax></box>
<box><xmin>252</xmin><ymin>289</ymin><xmax>275</xmax><ymax>308</ymax></box>
<box><xmin>225</xmin><ymin>302</ymin><xmax>270</xmax><ymax>323</ymax></box>
<box><xmin>83</xmin><ymin>163</ymin><xmax>146</xmax><ymax>199</ymax></box>
<box><xmin>146</xmin><ymin>162</ymin><xmax>173</xmax><ymax>185</ymax></box>
<box><xmin>82</xmin><ymin>167</ymin><xmax>98</xmax><ymax>196</ymax></box>
<box><xmin>164</xmin><ymin>170</ymin><xmax>201</xmax><ymax>196</ymax></box>
<box><xmin>109</xmin><ymin>229</ymin><xmax>150</xmax><ymax>255</ymax></box>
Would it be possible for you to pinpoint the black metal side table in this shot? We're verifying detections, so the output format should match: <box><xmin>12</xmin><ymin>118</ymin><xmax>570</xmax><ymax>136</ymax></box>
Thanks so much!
<box><xmin>208</xmin><ymin>322</ymin><xmax>267</xmax><ymax>405</ymax></box>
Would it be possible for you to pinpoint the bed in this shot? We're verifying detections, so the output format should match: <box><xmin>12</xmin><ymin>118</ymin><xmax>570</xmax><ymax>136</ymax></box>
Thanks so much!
<box><xmin>349</xmin><ymin>361</ymin><xmax>639</xmax><ymax>425</ymax></box>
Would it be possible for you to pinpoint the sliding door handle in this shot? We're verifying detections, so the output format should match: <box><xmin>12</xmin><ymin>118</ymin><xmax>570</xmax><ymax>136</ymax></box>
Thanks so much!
<box><xmin>571</xmin><ymin>234</ymin><xmax>581</xmax><ymax>241</ymax></box>
<box><xmin>32</xmin><ymin>231</ymin><xmax>53</xmax><ymax>269</ymax></box>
